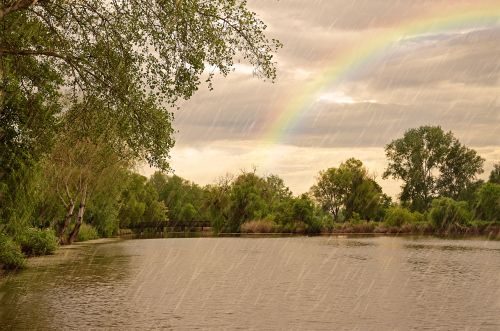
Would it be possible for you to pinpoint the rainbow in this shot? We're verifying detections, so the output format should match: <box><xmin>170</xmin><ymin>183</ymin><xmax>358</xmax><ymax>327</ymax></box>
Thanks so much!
<box><xmin>262</xmin><ymin>2</ymin><xmax>500</xmax><ymax>146</ymax></box>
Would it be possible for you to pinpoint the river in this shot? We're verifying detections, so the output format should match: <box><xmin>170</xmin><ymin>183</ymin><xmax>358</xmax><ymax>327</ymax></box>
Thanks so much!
<box><xmin>1</xmin><ymin>235</ymin><xmax>499</xmax><ymax>330</ymax></box>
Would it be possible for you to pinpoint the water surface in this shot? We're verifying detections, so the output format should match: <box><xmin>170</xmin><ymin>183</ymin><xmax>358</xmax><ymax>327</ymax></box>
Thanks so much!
<box><xmin>1</xmin><ymin>236</ymin><xmax>499</xmax><ymax>330</ymax></box>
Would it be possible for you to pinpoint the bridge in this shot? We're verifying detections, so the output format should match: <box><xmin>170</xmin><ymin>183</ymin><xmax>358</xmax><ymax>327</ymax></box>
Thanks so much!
<box><xmin>128</xmin><ymin>220</ymin><xmax>211</xmax><ymax>232</ymax></box>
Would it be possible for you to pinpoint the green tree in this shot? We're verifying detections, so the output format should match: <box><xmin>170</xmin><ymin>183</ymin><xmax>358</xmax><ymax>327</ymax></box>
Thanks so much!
<box><xmin>1</xmin><ymin>0</ymin><xmax>280</xmax><ymax>170</ymax></box>
<box><xmin>489</xmin><ymin>163</ymin><xmax>500</xmax><ymax>184</ymax></box>
<box><xmin>310</xmin><ymin>167</ymin><xmax>350</xmax><ymax>220</ymax></box>
<box><xmin>179</xmin><ymin>203</ymin><xmax>198</xmax><ymax>223</ymax></box>
<box><xmin>311</xmin><ymin>158</ymin><xmax>383</xmax><ymax>221</ymax></box>
<box><xmin>383</xmin><ymin>126</ymin><xmax>484</xmax><ymax>211</ymax></box>
<box><xmin>430</xmin><ymin>197</ymin><xmax>471</xmax><ymax>231</ymax></box>
<box><xmin>227</xmin><ymin>172</ymin><xmax>268</xmax><ymax>232</ymax></box>
<box><xmin>474</xmin><ymin>182</ymin><xmax>500</xmax><ymax>221</ymax></box>
<box><xmin>202</xmin><ymin>174</ymin><xmax>233</xmax><ymax>233</ymax></box>
<box><xmin>150</xmin><ymin>173</ymin><xmax>204</xmax><ymax>222</ymax></box>
<box><xmin>291</xmin><ymin>194</ymin><xmax>315</xmax><ymax>226</ymax></box>
<box><xmin>118</xmin><ymin>173</ymin><xmax>167</xmax><ymax>228</ymax></box>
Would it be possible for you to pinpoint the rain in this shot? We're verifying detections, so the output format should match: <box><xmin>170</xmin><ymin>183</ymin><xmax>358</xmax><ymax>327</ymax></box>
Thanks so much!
<box><xmin>1</xmin><ymin>1</ymin><xmax>500</xmax><ymax>330</ymax></box>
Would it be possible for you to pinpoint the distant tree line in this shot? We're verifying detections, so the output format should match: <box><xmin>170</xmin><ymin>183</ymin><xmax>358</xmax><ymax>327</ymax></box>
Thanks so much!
<box><xmin>112</xmin><ymin>126</ymin><xmax>498</xmax><ymax>237</ymax></box>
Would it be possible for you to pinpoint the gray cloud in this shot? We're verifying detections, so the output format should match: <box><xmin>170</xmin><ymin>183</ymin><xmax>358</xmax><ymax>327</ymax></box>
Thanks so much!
<box><xmin>164</xmin><ymin>0</ymin><xmax>500</xmax><ymax>193</ymax></box>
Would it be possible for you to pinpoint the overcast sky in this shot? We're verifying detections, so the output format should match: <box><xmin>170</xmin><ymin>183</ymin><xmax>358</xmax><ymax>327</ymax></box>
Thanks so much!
<box><xmin>146</xmin><ymin>0</ymin><xmax>500</xmax><ymax>197</ymax></box>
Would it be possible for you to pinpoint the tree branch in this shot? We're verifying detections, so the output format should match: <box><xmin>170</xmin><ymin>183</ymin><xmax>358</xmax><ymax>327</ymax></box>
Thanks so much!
<box><xmin>0</xmin><ymin>0</ymin><xmax>42</xmax><ymax>20</ymax></box>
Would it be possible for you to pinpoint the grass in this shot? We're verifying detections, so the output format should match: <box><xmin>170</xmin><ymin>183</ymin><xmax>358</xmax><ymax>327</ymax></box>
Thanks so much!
<box><xmin>240</xmin><ymin>220</ymin><xmax>277</xmax><ymax>233</ymax></box>
<box><xmin>18</xmin><ymin>228</ymin><xmax>58</xmax><ymax>257</ymax></box>
<box><xmin>77</xmin><ymin>223</ymin><xmax>100</xmax><ymax>242</ymax></box>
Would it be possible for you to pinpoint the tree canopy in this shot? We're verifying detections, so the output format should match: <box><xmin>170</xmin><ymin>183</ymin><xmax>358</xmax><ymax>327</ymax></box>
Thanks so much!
<box><xmin>0</xmin><ymin>0</ymin><xmax>281</xmax><ymax>170</ymax></box>
<box><xmin>311</xmin><ymin>158</ymin><xmax>383</xmax><ymax>221</ymax></box>
<box><xmin>383</xmin><ymin>126</ymin><xmax>484</xmax><ymax>211</ymax></box>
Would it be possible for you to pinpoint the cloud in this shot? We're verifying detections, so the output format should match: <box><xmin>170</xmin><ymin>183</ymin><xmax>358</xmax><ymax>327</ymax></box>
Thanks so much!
<box><xmin>161</xmin><ymin>0</ymin><xmax>500</xmax><ymax>196</ymax></box>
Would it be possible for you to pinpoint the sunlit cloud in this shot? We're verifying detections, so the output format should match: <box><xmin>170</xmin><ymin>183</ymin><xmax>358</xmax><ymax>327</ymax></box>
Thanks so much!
<box><xmin>161</xmin><ymin>0</ymin><xmax>500</xmax><ymax>197</ymax></box>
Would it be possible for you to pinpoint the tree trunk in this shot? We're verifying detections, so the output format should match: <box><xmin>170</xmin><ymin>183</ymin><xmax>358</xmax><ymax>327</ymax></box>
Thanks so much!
<box><xmin>68</xmin><ymin>185</ymin><xmax>87</xmax><ymax>244</ymax></box>
<box><xmin>58</xmin><ymin>200</ymin><xmax>75</xmax><ymax>244</ymax></box>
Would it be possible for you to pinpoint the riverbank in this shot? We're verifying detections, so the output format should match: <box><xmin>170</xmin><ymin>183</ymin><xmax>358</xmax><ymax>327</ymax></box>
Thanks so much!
<box><xmin>239</xmin><ymin>219</ymin><xmax>500</xmax><ymax>239</ymax></box>
<box><xmin>2</xmin><ymin>224</ymin><xmax>499</xmax><ymax>274</ymax></box>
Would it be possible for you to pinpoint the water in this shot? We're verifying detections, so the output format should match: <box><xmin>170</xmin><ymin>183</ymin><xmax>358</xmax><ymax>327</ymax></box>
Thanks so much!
<box><xmin>1</xmin><ymin>236</ymin><xmax>499</xmax><ymax>330</ymax></box>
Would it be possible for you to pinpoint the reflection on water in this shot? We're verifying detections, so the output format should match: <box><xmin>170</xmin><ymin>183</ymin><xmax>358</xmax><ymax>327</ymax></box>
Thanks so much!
<box><xmin>1</xmin><ymin>236</ymin><xmax>499</xmax><ymax>330</ymax></box>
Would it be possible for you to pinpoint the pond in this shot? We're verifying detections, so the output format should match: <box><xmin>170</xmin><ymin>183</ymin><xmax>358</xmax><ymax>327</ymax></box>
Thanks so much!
<box><xmin>1</xmin><ymin>236</ymin><xmax>499</xmax><ymax>330</ymax></box>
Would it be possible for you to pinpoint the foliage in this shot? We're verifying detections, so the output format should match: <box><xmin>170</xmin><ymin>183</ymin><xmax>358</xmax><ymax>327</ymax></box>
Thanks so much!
<box><xmin>0</xmin><ymin>232</ymin><xmax>26</xmax><ymax>270</ymax></box>
<box><xmin>76</xmin><ymin>223</ymin><xmax>100</xmax><ymax>242</ymax></box>
<box><xmin>384</xmin><ymin>206</ymin><xmax>418</xmax><ymax>227</ymax></box>
<box><xmin>311</xmin><ymin>158</ymin><xmax>383</xmax><ymax>220</ymax></box>
<box><xmin>227</xmin><ymin>172</ymin><xmax>269</xmax><ymax>232</ymax></box>
<box><xmin>179</xmin><ymin>203</ymin><xmax>198</xmax><ymax>223</ymax></box>
<box><xmin>151</xmin><ymin>173</ymin><xmax>204</xmax><ymax>223</ymax></box>
<box><xmin>383</xmin><ymin>126</ymin><xmax>484</xmax><ymax>211</ymax></box>
<box><xmin>474</xmin><ymin>182</ymin><xmax>500</xmax><ymax>221</ymax></box>
<box><xmin>1</xmin><ymin>0</ymin><xmax>280</xmax><ymax>171</ymax></box>
<box><xmin>1</xmin><ymin>0</ymin><xmax>279</xmax><ymax>245</ymax></box>
<box><xmin>310</xmin><ymin>166</ymin><xmax>349</xmax><ymax>220</ymax></box>
<box><xmin>430</xmin><ymin>197</ymin><xmax>472</xmax><ymax>231</ymax></box>
<box><xmin>202</xmin><ymin>174</ymin><xmax>233</xmax><ymax>233</ymax></box>
<box><xmin>0</xmin><ymin>52</ymin><xmax>62</xmax><ymax>230</ymax></box>
<box><xmin>119</xmin><ymin>173</ymin><xmax>168</xmax><ymax>228</ymax></box>
<box><xmin>489</xmin><ymin>163</ymin><xmax>500</xmax><ymax>184</ymax></box>
<box><xmin>17</xmin><ymin>228</ymin><xmax>58</xmax><ymax>256</ymax></box>
<box><xmin>240</xmin><ymin>220</ymin><xmax>277</xmax><ymax>233</ymax></box>
<box><xmin>85</xmin><ymin>168</ymin><xmax>128</xmax><ymax>237</ymax></box>
<box><xmin>332</xmin><ymin>221</ymin><xmax>376</xmax><ymax>234</ymax></box>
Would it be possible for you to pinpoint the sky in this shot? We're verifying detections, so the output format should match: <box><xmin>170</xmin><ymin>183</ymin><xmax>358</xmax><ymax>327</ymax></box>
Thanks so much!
<box><xmin>145</xmin><ymin>0</ymin><xmax>500</xmax><ymax>198</ymax></box>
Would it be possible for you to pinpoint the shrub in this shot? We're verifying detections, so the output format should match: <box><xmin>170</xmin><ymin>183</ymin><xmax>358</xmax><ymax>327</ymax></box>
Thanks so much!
<box><xmin>77</xmin><ymin>223</ymin><xmax>100</xmax><ymax>242</ymax></box>
<box><xmin>305</xmin><ymin>218</ymin><xmax>323</xmax><ymax>234</ymax></box>
<box><xmin>430</xmin><ymin>197</ymin><xmax>471</xmax><ymax>231</ymax></box>
<box><xmin>475</xmin><ymin>183</ymin><xmax>500</xmax><ymax>221</ymax></box>
<box><xmin>240</xmin><ymin>220</ymin><xmax>277</xmax><ymax>233</ymax></box>
<box><xmin>0</xmin><ymin>233</ymin><xmax>26</xmax><ymax>270</ymax></box>
<box><xmin>332</xmin><ymin>221</ymin><xmax>375</xmax><ymax>233</ymax></box>
<box><xmin>384</xmin><ymin>206</ymin><xmax>415</xmax><ymax>227</ymax></box>
<box><xmin>18</xmin><ymin>228</ymin><xmax>58</xmax><ymax>256</ymax></box>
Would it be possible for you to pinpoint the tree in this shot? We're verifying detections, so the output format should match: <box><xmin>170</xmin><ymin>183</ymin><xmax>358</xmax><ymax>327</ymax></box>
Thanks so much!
<box><xmin>227</xmin><ymin>171</ymin><xmax>268</xmax><ymax>232</ymax></box>
<box><xmin>310</xmin><ymin>167</ymin><xmax>350</xmax><ymax>220</ymax></box>
<box><xmin>489</xmin><ymin>163</ymin><xmax>500</xmax><ymax>184</ymax></box>
<box><xmin>291</xmin><ymin>194</ymin><xmax>315</xmax><ymax>226</ymax></box>
<box><xmin>383</xmin><ymin>126</ymin><xmax>484</xmax><ymax>211</ymax></box>
<box><xmin>118</xmin><ymin>173</ymin><xmax>167</xmax><ymax>228</ymax></box>
<box><xmin>340</xmin><ymin>159</ymin><xmax>383</xmax><ymax>220</ymax></box>
<box><xmin>150</xmin><ymin>173</ymin><xmax>204</xmax><ymax>222</ymax></box>
<box><xmin>474</xmin><ymin>183</ymin><xmax>500</xmax><ymax>221</ymax></box>
<box><xmin>430</xmin><ymin>197</ymin><xmax>471</xmax><ymax>232</ymax></box>
<box><xmin>311</xmin><ymin>158</ymin><xmax>383</xmax><ymax>221</ymax></box>
<box><xmin>1</xmin><ymin>0</ymin><xmax>281</xmax><ymax>170</ymax></box>
<box><xmin>203</xmin><ymin>174</ymin><xmax>233</xmax><ymax>233</ymax></box>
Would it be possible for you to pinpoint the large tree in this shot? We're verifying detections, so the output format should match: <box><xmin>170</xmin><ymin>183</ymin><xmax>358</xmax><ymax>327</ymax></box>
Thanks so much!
<box><xmin>0</xmin><ymin>0</ymin><xmax>281</xmax><ymax>170</ymax></box>
<box><xmin>489</xmin><ymin>163</ymin><xmax>500</xmax><ymax>184</ymax></box>
<box><xmin>311</xmin><ymin>158</ymin><xmax>383</xmax><ymax>221</ymax></box>
<box><xmin>383</xmin><ymin>126</ymin><xmax>484</xmax><ymax>211</ymax></box>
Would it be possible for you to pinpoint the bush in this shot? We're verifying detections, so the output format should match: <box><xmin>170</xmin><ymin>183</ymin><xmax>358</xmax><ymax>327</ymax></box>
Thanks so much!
<box><xmin>305</xmin><ymin>218</ymin><xmax>323</xmax><ymax>234</ymax></box>
<box><xmin>332</xmin><ymin>221</ymin><xmax>376</xmax><ymax>233</ymax></box>
<box><xmin>77</xmin><ymin>223</ymin><xmax>100</xmax><ymax>242</ymax></box>
<box><xmin>18</xmin><ymin>228</ymin><xmax>58</xmax><ymax>257</ymax></box>
<box><xmin>430</xmin><ymin>197</ymin><xmax>471</xmax><ymax>231</ymax></box>
<box><xmin>240</xmin><ymin>219</ymin><xmax>277</xmax><ymax>233</ymax></box>
<box><xmin>384</xmin><ymin>206</ymin><xmax>416</xmax><ymax>227</ymax></box>
<box><xmin>0</xmin><ymin>233</ymin><xmax>26</xmax><ymax>270</ymax></box>
<box><xmin>475</xmin><ymin>183</ymin><xmax>500</xmax><ymax>221</ymax></box>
